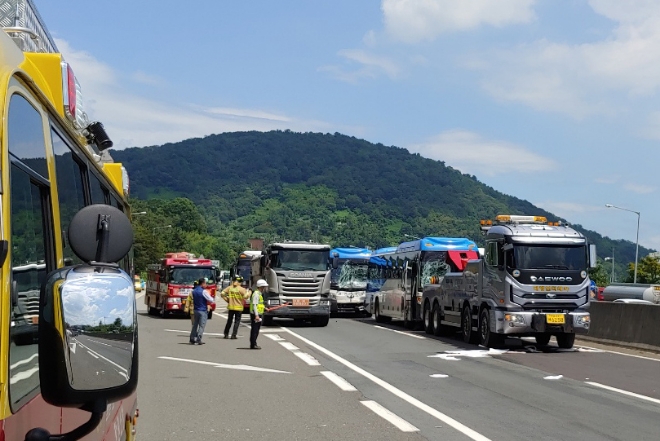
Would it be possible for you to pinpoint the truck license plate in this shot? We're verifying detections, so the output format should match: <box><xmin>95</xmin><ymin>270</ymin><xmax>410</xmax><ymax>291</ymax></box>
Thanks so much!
<box><xmin>546</xmin><ymin>314</ymin><xmax>565</xmax><ymax>324</ymax></box>
<box><xmin>292</xmin><ymin>298</ymin><xmax>309</xmax><ymax>307</ymax></box>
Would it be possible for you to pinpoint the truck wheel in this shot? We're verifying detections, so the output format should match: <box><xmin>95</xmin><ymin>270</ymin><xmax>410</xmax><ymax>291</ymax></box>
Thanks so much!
<box><xmin>432</xmin><ymin>303</ymin><xmax>443</xmax><ymax>336</ymax></box>
<box><xmin>159</xmin><ymin>305</ymin><xmax>168</xmax><ymax>318</ymax></box>
<box><xmin>535</xmin><ymin>334</ymin><xmax>551</xmax><ymax>346</ymax></box>
<box><xmin>556</xmin><ymin>333</ymin><xmax>575</xmax><ymax>349</ymax></box>
<box><xmin>423</xmin><ymin>302</ymin><xmax>433</xmax><ymax>334</ymax></box>
<box><xmin>263</xmin><ymin>316</ymin><xmax>274</xmax><ymax>327</ymax></box>
<box><xmin>374</xmin><ymin>300</ymin><xmax>387</xmax><ymax>323</ymax></box>
<box><xmin>479</xmin><ymin>309</ymin><xmax>503</xmax><ymax>348</ymax></box>
<box><xmin>147</xmin><ymin>306</ymin><xmax>157</xmax><ymax>316</ymax></box>
<box><xmin>462</xmin><ymin>305</ymin><xmax>478</xmax><ymax>345</ymax></box>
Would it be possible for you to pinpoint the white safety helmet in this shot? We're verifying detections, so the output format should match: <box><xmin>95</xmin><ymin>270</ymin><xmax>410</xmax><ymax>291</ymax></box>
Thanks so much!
<box><xmin>256</xmin><ymin>279</ymin><xmax>269</xmax><ymax>288</ymax></box>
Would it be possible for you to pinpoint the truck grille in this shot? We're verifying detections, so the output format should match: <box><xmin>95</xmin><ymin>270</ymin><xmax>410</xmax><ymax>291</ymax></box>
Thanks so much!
<box><xmin>280</xmin><ymin>277</ymin><xmax>322</xmax><ymax>296</ymax></box>
<box><xmin>522</xmin><ymin>293</ymin><xmax>580</xmax><ymax>300</ymax></box>
<box><xmin>522</xmin><ymin>303</ymin><xmax>580</xmax><ymax>312</ymax></box>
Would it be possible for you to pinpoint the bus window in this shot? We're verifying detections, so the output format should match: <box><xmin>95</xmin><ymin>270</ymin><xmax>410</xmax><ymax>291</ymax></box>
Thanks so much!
<box><xmin>110</xmin><ymin>195</ymin><xmax>124</xmax><ymax>211</ymax></box>
<box><xmin>89</xmin><ymin>172</ymin><xmax>109</xmax><ymax>205</ymax></box>
<box><xmin>9</xmin><ymin>162</ymin><xmax>53</xmax><ymax>409</ymax></box>
<box><xmin>8</xmin><ymin>94</ymin><xmax>48</xmax><ymax>178</ymax></box>
<box><xmin>51</xmin><ymin>128</ymin><xmax>86</xmax><ymax>264</ymax></box>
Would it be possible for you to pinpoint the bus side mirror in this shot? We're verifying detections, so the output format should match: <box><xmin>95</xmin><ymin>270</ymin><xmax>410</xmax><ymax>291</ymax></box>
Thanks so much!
<box><xmin>589</xmin><ymin>244</ymin><xmax>597</xmax><ymax>269</ymax></box>
<box><xmin>29</xmin><ymin>205</ymin><xmax>137</xmax><ymax>441</ymax></box>
<box><xmin>332</xmin><ymin>257</ymin><xmax>338</xmax><ymax>269</ymax></box>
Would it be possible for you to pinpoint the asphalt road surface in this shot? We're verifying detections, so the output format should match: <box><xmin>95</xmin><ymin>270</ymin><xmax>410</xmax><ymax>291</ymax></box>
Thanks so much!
<box><xmin>136</xmin><ymin>295</ymin><xmax>660</xmax><ymax>441</ymax></box>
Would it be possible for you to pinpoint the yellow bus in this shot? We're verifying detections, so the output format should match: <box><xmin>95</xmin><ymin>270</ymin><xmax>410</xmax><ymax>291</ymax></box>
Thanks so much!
<box><xmin>1</xmin><ymin>1</ymin><xmax>138</xmax><ymax>439</ymax></box>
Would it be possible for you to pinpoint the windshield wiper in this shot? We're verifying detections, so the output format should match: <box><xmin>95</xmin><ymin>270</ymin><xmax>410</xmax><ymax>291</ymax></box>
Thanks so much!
<box><xmin>540</xmin><ymin>265</ymin><xmax>570</xmax><ymax>270</ymax></box>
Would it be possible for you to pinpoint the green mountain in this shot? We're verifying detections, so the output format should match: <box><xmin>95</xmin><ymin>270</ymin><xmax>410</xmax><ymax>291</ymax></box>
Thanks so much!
<box><xmin>113</xmin><ymin>130</ymin><xmax>651</xmax><ymax>279</ymax></box>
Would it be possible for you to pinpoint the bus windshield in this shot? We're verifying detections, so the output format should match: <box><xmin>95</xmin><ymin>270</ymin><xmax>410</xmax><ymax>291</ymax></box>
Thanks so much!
<box><xmin>331</xmin><ymin>260</ymin><xmax>368</xmax><ymax>289</ymax></box>
<box><xmin>512</xmin><ymin>245</ymin><xmax>586</xmax><ymax>270</ymax></box>
<box><xmin>271</xmin><ymin>250</ymin><xmax>328</xmax><ymax>271</ymax></box>
<box><xmin>169</xmin><ymin>267</ymin><xmax>216</xmax><ymax>285</ymax></box>
<box><xmin>420</xmin><ymin>251</ymin><xmax>450</xmax><ymax>286</ymax></box>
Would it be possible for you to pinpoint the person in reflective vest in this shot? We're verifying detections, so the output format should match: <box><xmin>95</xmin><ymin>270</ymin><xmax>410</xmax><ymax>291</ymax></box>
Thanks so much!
<box><xmin>220</xmin><ymin>275</ymin><xmax>250</xmax><ymax>339</ymax></box>
<box><xmin>250</xmin><ymin>279</ymin><xmax>268</xmax><ymax>349</ymax></box>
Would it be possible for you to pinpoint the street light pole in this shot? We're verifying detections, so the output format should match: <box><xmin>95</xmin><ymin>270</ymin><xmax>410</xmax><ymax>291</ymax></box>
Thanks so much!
<box><xmin>605</xmin><ymin>204</ymin><xmax>641</xmax><ymax>283</ymax></box>
<box><xmin>404</xmin><ymin>234</ymin><xmax>421</xmax><ymax>240</ymax></box>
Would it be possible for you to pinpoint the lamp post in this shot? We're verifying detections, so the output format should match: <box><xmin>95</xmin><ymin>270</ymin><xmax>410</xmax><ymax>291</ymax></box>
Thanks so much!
<box><xmin>605</xmin><ymin>204</ymin><xmax>640</xmax><ymax>283</ymax></box>
<box><xmin>404</xmin><ymin>234</ymin><xmax>421</xmax><ymax>240</ymax></box>
<box><xmin>132</xmin><ymin>211</ymin><xmax>147</xmax><ymax>218</ymax></box>
<box><xmin>153</xmin><ymin>224</ymin><xmax>172</xmax><ymax>235</ymax></box>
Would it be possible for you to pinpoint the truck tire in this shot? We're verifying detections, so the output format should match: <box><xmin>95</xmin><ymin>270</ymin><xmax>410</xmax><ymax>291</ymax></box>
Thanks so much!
<box><xmin>432</xmin><ymin>303</ymin><xmax>443</xmax><ymax>337</ymax></box>
<box><xmin>423</xmin><ymin>302</ymin><xmax>433</xmax><ymax>334</ymax></box>
<box><xmin>479</xmin><ymin>309</ymin><xmax>503</xmax><ymax>348</ymax></box>
<box><xmin>374</xmin><ymin>300</ymin><xmax>389</xmax><ymax>323</ymax></box>
<box><xmin>159</xmin><ymin>305</ymin><xmax>168</xmax><ymax>318</ymax></box>
<box><xmin>148</xmin><ymin>306</ymin><xmax>157</xmax><ymax>316</ymax></box>
<box><xmin>263</xmin><ymin>316</ymin><xmax>274</xmax><ymax>327</ymax></box>
<box><xmin>556</xmin><ymin>333</ymin><xmax>575</xmax><ymax>349</ymax></box>
<box><xmin>535</xmin><ymin>334</ymin><xmax>551</xmax><ymax>346</ymax></box>
<box><xmin>315</xmin><ymin>316</ymin><xmax>330</xmax><ymax>327</ymax></box>
<box><xmin>462</xmin><ymin>305</ymin><xmax>478</xmax><ymax>345</ymax></box>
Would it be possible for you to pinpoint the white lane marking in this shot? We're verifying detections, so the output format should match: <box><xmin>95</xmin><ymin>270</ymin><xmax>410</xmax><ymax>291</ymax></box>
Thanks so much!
<box><xmin>544</xmin><ymin>375</ymin><xmax>563</xmax><ymax>380</ymax></box>
<box><xmin>586</xmin><ymin>382</ymin><xmax>660</xmax><ymax>405</ymax></box>
<box><xmin>165</xmin><ymin>329</ymin><xmax>226</xmax><ymax>337</ymax></box>
<box><xmin>260</xmin><ymin>328</ymin><xmax>285</xmax><ymax>333</ymax></box>
<box><xmin>283</xmin><ymin>327</ymin><xmax>492</xmax><ymax>441</ymax></box>
<box><xmin>321</xmin><ymin>371</ymin><xmax>357</xmax><ymax>391</ymax></box>
<box><xmin>265</xmin><ymin>334</ymin><xmax>285</xmax><ymax>341</ymax></box>
<box><xmin>158</xmin><ymin>356</ymin><xmax>290</xmax><ymax>374</ymax></box>
<box><xmin>430</xmin><ymin>374</ymin><xmax>449</xmax><ymax>378</ymax></box>
<box><xmin>374</xmin><ymin>325</ymin><xmax>426</xmax><ymax>339</ymax></box>
<box><xmin>76</xmin><ymin>341</ymin><xmax>127</xmax><ymax>373</ymax></box>
<box><xmin>10</xmin><ymin>353</ymin><xmax>39</xmax><ymax>370</ymax></box>
<box><xmin>578</xmin><ymin>345</ymin><xmax>660</xmax><ymax>362</ymax></box>
<box><xmin>361</xmin><ymin>400</ymin><xmax>419</xmax><ymax>432</ymax></box>
<box><xmin>10</xmin><ymin>367</ymin><xmax>39</xmax><ymax>385</ymax></box>
<box><xmin>428</xmin><ymin>349</ymin><xmax>508</xmax><ymax>361</ymax></box>
<box><xmin>87</xmin><ymin>351</ymin><xmax>100</xmax><ymax>359</ymax></box>
<box><xmin>293</xmin><ymin>351</ymin><xmax>321</xmax><ymax>366</ymax></box>
<box><xmin>86</xmin><ymin>338</ymin><xmax>112</xmax><ymax>347</ymax></box>
<box><xmin>279</xmin><ymin>342</ymin><xmax>300</xmax><ymax>351</ymax></box>
<box><xmin>70</xmin><ymin>342</ymin><xmax>76</xmax><ymax>354</ymax></box>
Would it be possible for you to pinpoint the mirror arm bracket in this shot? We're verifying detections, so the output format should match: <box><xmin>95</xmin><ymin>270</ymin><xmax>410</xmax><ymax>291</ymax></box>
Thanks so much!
<box><xmin>25</xmin><ymin>400</ymin><xmax>107</xmax><ymax>441</ymax></box>
<box><xmin>96</xmin><ymin>214</ymin><xmax>111</xmax><ymax>263</ymax></box>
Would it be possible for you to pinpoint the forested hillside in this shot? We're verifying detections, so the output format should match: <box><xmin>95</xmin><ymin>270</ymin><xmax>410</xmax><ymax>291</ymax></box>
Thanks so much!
<box><xmin>114</xmin><ymin>131</ymin><xmax>651</xmax><ymax>280</ymax></box>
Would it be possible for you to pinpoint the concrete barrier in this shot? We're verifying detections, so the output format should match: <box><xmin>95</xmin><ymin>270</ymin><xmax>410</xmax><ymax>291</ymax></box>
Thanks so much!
<box><xmin>587</xmin><ymin>302</ymin><xmax>660</xmax><ymax>349</ymax></box>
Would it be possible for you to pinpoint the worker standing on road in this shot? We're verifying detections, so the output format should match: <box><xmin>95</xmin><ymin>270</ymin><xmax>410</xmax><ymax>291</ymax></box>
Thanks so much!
<box><xmin>189</xmin><ymin>278</ymin><xmax>214</xmax><ymax>345</ymax></box>
<box><xmin>250</xmin><ymin>279</ymin><xmax>269</xmax><ymax>349</ymax></box>
<box><xmin>221</xmin><ymin>275</ymin><xmax>249</xmax><ymax>339</ymax></box>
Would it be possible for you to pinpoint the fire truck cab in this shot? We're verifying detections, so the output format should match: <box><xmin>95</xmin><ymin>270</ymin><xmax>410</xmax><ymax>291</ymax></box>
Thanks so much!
<box><xmin>146</xmin><ymin>252</ymin><xmax>219</xmax><ymax>319</ymax></box>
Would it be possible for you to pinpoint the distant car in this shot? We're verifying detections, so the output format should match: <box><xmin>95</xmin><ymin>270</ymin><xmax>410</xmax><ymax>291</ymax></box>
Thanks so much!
<box><xmin>134</xmin><ymin>279</ymin><xmax>142</xmax><ymax>292</ymax></box>
<box><xmin>612</xmin><ymin>299</ymin><xmax>655</xmax><ymax>305</ymax></box>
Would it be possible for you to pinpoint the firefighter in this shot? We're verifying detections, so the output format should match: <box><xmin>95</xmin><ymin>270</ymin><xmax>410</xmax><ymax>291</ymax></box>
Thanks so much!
<box><xmin>220</xmin><ymin>275</ymin><xmax>250</xmax><ymax>339</ymax></box>
<box><xmin>250</xmin><ymin>279</ymin><xmax>269</xmax><ymax>349</ymax></box>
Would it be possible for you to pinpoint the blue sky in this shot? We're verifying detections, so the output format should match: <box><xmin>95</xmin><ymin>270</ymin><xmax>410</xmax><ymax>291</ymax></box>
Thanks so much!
<box><xmin>36</xmin><ymin>0</ymin><xmax>660</xmax><ymax>252</ymax></box>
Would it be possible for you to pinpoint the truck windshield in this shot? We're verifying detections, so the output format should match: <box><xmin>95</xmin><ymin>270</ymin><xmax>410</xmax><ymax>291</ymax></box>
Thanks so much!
<box><xmin>271</xmin><ymin>250</ymin><xmax>328</xmax><ymax>271</ymax></box>
<box><xmin>169</xmin><ymin>267</ymin><xmax>216</xmax><ymax>285</ymax></box>
<box><xmin>420</xmin><ymin>251</ymin><xmax>450</xmax><ymax>286</ymax></box>
<box><xmin>236</xmin><ymin>264</ymin><xmax>251</xmax><ymax>280</ymax></box>
<box><xmin>331</xmin><ymin>260</ymin><xmax>368</xmax><ymax>289</ymax></box>
<box><xmin>512</xmin><ymin>245</ymin><xmax>586</xmax><ymax>270</ymax></box>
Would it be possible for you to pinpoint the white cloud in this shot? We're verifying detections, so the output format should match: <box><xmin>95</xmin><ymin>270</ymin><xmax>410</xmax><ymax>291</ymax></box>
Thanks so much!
<box><xmin>56</xmin><ymin>39</ymin><xmax>337</xmax><ymax>148</ymax></box>
<box><xmin>624</xmin><ymin>183</ymin><xmax>656</xmax><ymax>194</ymax></box>
<box><xmin>382</xmin><ymin>0</ymin><xmax>536</xmax><ymax>43</ymax></box>
<box><xmin>535</xmin><ymin>201</ymin><xmax>605</xmax><ymax>215</ymax></box>
<box><xmin>319</xmin><ymin>49</ymin><xmax>400</xmax><ymax>83</ymax></box>
<box><xmin>408</xmin><ymin>129</ymin><xmax>557</xmax><ymax>176</ymax></box>
<box><xmin>473</xmin><ymin>1</ymin><xmax>660</xmax><ymax>118</ymax></box>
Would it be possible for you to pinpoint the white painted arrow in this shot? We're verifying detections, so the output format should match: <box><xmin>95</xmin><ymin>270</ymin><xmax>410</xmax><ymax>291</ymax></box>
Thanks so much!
<box><xmin>158</xmin><ymin>356</ymin><xmax>291</xmax><ymax>374</ymax></box>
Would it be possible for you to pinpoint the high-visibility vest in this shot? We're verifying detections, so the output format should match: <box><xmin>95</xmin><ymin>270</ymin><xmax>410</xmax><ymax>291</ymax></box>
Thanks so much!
<box><xmin>226</xmin><ymin>287</ymin><xmax>245</xmax><ymax>311</ymax></box>
<box><xmin>250</xmin><ymin>289</ymin><xmax>265</xmax><ymax>314</ymax></box>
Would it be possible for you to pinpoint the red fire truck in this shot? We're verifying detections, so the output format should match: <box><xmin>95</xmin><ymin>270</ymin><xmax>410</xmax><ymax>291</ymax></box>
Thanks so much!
<box><xmin>146</xmin><ymin>252</ymin><xmax>219</xmax><ymax>318</ymax></box>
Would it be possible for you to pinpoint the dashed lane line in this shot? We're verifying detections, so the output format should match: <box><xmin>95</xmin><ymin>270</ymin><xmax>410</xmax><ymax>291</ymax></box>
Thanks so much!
<box><xmin>321</xmin><ymin>371</ymin><xmax>357</xmax><ymax>392</ymax></box>
<box><xmin>265</xmin><ymin>334</ymin><xmax>285</xmax><ymax>341</ymax></box>
<box><xmin>293</xmin><ymin>351</ymin><xmax>321</xmax><ymax>366</ymax></box>
<box><xmin>586</xmin><ymin>382</ymin><xmax>660</xmax><ymax>405</ymax></box>
<box><xmin>361</xmin><ymin>400</ymin><xmax>419</xmax><ymax>432</ymax></box>
<box><xmin>282</xmin><ymin>327</ymin><xmax>492</xmax><ymax>441</ymax></box>
<box><xmin>279</xmin><ymin>342</ymin><xmax>300</xmax><ymax>351</ymax></box>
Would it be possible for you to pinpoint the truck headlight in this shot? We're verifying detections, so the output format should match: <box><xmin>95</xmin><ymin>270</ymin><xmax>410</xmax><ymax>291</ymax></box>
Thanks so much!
<box><xmin>576</xmin><ymin>315</ymin><xmax>590</xmax><ymax>326</ymax></box>
<box><xmin>167</xmin><ymin>297</ymin><xmax>181</xmax><ymax>303</ymax></box>
<box><xmin>320</xmin><ymin>299</ymin><xmax>330</xmax><ymax>305</ymax></box>
<box><xmin>504</xmin><ymin>313</ymin><xmax>525</xmax><ymax>324</ymax></box>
